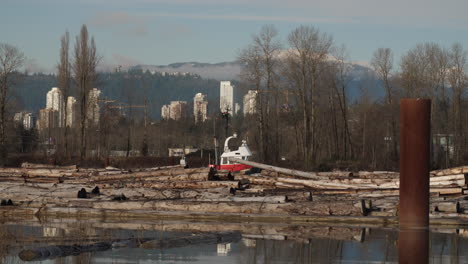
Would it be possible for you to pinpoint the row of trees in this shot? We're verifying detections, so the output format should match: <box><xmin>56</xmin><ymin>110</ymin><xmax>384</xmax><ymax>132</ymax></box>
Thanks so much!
<box><xmin>0</xmin><ymin>25</ymin><xmax>98</xmax><ymax>164</ymax></box>
<box><xmin>239</xmin><ymin>25</ymin><xmax>467</xmax><ymax>170</ymax></box>
<box><xmin>1</xmin><ymin>24</ymin><xmax>466</xmax><ymax>170</ymax></box>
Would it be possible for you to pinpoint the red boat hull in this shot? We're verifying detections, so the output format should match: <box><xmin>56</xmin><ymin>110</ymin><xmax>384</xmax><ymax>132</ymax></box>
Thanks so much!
<box><xmin>209</xmin><ymin>164</ymin><xmax>252</xmax><ymax>172</ymax></box>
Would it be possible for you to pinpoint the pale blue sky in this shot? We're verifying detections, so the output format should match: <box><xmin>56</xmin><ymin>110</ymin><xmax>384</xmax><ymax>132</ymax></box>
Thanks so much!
<box><xmin>1</xmin><ymin>0</ymin><xmax>467</xmax><ymax>73</ymax></box>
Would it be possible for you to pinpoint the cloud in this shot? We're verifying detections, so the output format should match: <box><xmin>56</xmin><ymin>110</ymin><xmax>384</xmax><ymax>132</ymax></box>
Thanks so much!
<box><xmin>112</xmin><ymin>53</ymin><xmax>143</xmax><ymax>67</ymax></box>
<box><xmin>24</xmin><ymin>59</ymin><xmax>53</xmax><ymax>74</ymax></box>
<box><xmin>97</xmin><ymin>54</ymin><xmax>143</xmax><ymax>72</ymax></box>
<box><xmin>151</xmin><ymin>12</ymin><xmax>355</xmax><ymax>24</ymax></box>
<box><xmin>89</xmin><ymin>12</ymin><xmax>137</xmax><ymax>27</ymax></box>
<box><xmin>89</xmin><ymin>11</ymin><xmax>150</xmax><ymax>37</ymax></box>
<box><xmin>160</xmin><ymin>23</ymin><xmax>192</xmax><ymax>39</ymax></box>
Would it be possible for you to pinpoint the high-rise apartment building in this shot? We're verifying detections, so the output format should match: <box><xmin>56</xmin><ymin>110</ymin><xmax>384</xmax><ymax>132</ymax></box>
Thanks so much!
<box><xmin>66</xmin><ymin>96</ymin><xmax>77</xmax><ymax>127</ymax></box>
<box><xmin>193</xmin><ymin>93</ymin><xmax>208</xmax><ymax>122</ymax></box>
<box><xmin>38</xmin><ymin>108</ymin><xmax>59</xmax><ymax>130</ymax></box>
<box><xmin>243</xmin><ymin>90</ymin><xmax>258</xmax><ymax>115</ymax></box>
<box><xmin>87</xmin><ymin>88</ymin><xmax>101</xmax><ymax>125</ymax></box>
<box><xmin>46</xmin><ymin>87</ymin><xmax>65</xmax><ymax>127</ymax></box>
<box><xmin>169</xmin><ymin>101</ymin><xmax>188</xmax><ymax>120</ymax></box>
<box><xmin>14</xmin><ymin>112</ymin><xmax>34</xmax><ymax>130</ymax></box>
<box><xmin>220</xmin><ymin>81</ymin><xmax>234</xmax><ymax>114</ymax></box>
<box><xmin>161</xmin><ymin>105</ymin><xmax>170</xmax><ymax>120</ymax></box>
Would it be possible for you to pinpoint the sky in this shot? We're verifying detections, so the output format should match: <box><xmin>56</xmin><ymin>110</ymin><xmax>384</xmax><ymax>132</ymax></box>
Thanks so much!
<box><xmin>1</xmin><ymin>0</ymin><xmax>467</xmax><ymax>73</ymax></box>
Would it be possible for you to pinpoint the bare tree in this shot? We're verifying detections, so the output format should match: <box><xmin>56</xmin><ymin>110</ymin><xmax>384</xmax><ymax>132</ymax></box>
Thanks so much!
<box><xmin>286</xmin><ymin>25</ymin><xmax>333</xmax><ymax>169</ymax></box>
<box><xmin>447</xmin><ymin>43</ymin><xmax>467</xmax><ymax>164</ymax></box>
<box><xmin>400</xmin><ymin>45</ymin><xmax>428</xmax><ymax>97</ymax></box>
<box><xmin>57</xmin><ymin>31</ymin><xmax>71</xmax><ymax>158</ymax></box>
<box><xmin>239</xmin><ymin>25</ymin><xmax>281</xmax><ymax>163</ymax></box>
<box><xmin>73</xmin><ymin>25</ymin><xmax>98</xmax><ymax>161</ymax></box>
<box><xmin>332</xmin><ymin>45</ymin><xmax>353</xmax><ymax>159</ymax></box>
<box><xmin>371</xmin><ymin>48</ymin><xmax>398</xmax><ymax>163</ymax></box>
<box><xmin>0</xmin><ymin>43</ymin><xmax>25</xmax><ymax>166</ymax></box>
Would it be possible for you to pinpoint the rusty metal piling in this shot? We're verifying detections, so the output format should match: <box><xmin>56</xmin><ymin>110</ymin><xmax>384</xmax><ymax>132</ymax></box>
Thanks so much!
<box><xmin>399</xmin><ymin>98</ymin><xmax>431</xmax><ymax>264</ymax></box>
<box><xmin>399</xmin><ymin>98</ymin><xmax>431</xmax><ymax>227</ymax></box>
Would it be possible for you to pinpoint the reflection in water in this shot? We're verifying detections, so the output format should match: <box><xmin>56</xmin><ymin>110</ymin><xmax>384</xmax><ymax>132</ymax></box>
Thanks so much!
<box><xmin>0</xmin><ymin>219</ymin><xmax>467</xmax><ymax>263</ymax></box>
<box><xmin>398</xmin><ymin>227</ymin><xmax>428</xmax><ymax>264</ymax></box>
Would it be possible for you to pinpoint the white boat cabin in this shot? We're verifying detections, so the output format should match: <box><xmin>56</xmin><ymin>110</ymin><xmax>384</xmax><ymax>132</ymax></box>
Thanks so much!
<box><xmin>220</xmin><ymin>134</ymin><xmax>252</xmax><ymax>165</ymax></box>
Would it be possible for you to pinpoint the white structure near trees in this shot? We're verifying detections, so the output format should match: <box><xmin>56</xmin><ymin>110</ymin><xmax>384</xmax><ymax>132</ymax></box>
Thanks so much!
<box><xmin>169</xmin><ymin>101</ymin><xmax>188</xmax><ymax>120</ymax></box>
<box><xmin>46</xmin><ymin>87</ymin><xmax>65</xmax><ymax>127</ymax></box>
<box><xmin>87</xmin><ymin>88</ymin><xmax>101</xmax><ymax>125</ymax></box>
<box><xmin>66</xmin><ymin>96</ymin><xmax>77</xmax><ymax>127</ymax></box>
<box><xmin>161</xmin><ymin>105</ymin><xmax>170</xmax><ymax>120</ymax></box>
<box><xmin>243</xmin><ymin>90</ymin><xmax>258</xmax><ymax>115</ymax></box>
<box><xmin>14</xmin><ymin>112</ymin><xmax>34</xmax><ymax>130</ymax></box>
<box><xmin>220</xmin><ymin>81</ymin><xmax>234</xmax><ymax>114</ymax></box>
<box><xmin>193</xmin><ymin>93</ymin><xmax>208</xmax><ymax>122</ymax></box>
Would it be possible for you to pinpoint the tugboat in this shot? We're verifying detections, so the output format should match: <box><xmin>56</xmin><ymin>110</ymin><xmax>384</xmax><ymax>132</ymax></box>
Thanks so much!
<box><xmin>209</xmin><ymin>133</ymin><xmax>252</xmax><ymax>172</ymax></box>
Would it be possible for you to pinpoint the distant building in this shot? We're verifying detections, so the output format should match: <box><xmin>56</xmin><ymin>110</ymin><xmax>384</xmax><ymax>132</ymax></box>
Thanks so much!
<box><xmin>168</xmin><ymin>147</ymin><xmax>198</xmax><ymax>157</ymax></box>
<box><xmin>220</xmin><ymin>81</ymin><xmax>234</xmax><ymax>114</ymax></box>
<box><xmin>38</xmin><ymin>108</ymin><xmax>59</xmax><ymax>130</ymax></box>
<box><xmin>235</xmin><ymin>103</ymin><xmax>241</xmax><ymax>115</ymax></box>
<box><xmin>14</xmin><ymin>112</ymin><xmax>34</xmax><ymax>130</ymax></box>
<box><xmin>193</xmin><ymin>93</ymin><xmax>208</xmax><ymax>123</ymax></box>
<box><xmin>217</xmin><ymin>243</ymin><xmax>232</xmax><ymax>256</ymax></box>
<box><xmin>169</xmin><ymin>101</ymin><xmax>188</xmax><ymax>120</ymax></box>
<box><xmin>433</xmin><ymin>134</ymin><xmax>454</xmax><ymax>160</ymax></box>
<box><xmin>46</xmin><ymin>87</ymin><xmax>65</xmax><ymax>127</ymax></box>
<box><xmin>66</xmin><ymin>96</ymin><xmax>77</xmax><ymax>127</ymax></box>
<box><xmin>243</xmin><ymin>90</ymin><xmax>258</xmax><ymax>115</ymax></box>
<box><xmin>161</xmin><ymin>104</ymin><xmax>170</xmax><ymax>120</ymax></box>
<box><xmin>87</xmin><ymin>88</ymin><xmax>101</xmax><ymax>125</ymax></box>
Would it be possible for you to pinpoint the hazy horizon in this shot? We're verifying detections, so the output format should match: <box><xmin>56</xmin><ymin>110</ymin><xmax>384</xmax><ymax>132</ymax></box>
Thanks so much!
<box><xmin>2</xmin><ymin>0</ymin><xmax>467</xmax><ymax>74</ymax></box>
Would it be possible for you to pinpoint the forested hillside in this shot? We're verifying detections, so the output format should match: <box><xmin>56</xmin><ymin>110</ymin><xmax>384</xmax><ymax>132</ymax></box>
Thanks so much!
<box><xmin>11</xmin><ymin>70</ymin><xmax>223</xmax><ymax>119</ymax></box>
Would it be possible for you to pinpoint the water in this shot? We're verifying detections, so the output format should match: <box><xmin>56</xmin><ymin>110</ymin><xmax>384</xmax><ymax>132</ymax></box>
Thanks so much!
<box><xmin>0</xmin><ymin>218</ymin><xmax>467</xmax><ymax>263</ymax></box>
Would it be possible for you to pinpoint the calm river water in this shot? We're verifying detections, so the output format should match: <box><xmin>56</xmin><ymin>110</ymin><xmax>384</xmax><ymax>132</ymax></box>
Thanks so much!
<box><xmin>0</xmin><ymin>218</ymin><xmax>467</xmax><ymax>263</ymax></box>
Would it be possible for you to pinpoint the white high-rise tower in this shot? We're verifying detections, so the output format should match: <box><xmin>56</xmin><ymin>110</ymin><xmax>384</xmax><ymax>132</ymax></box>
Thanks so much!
<box><xmin>46</xmin><ymin>87</ymin><xmax>65</xmax><ymax>127</ymax></box>
<box><xmin>194</xmin><ymin>93</ymin><xmax>208</xmax><ymax>122</ymax></box>
<box><xmin>220</xmin><ymin>81</ymin><xmax>234</xmax><ymax>114</ymax></box>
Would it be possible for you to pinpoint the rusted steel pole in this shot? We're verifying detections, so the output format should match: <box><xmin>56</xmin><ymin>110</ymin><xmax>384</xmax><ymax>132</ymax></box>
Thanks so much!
<box><xmin>398</xmin><ymin>228</ymin><xmax>429</xmax><ymax>264</ymax></box>
<box><xmin>399</xmin><ymin>98</ymin><xmax>431</xmax><ymax>228</ymax></box>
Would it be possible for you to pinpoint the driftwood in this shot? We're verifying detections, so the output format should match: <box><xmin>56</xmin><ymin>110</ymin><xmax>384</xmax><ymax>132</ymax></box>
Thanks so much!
<box><xmin>19</xmin><ymin>242</ymin><xmax>111</xmax><ymax>261</ymax></box>
<box><xmin>433</xmin><ymin>202</ymin><xmax>461</xmax><ymax>213</ymax></box>
<box><xmin>0</xmin><ymin>161</ymin><xmax>466</xmax><ymax>220</ymax></box>
<box><xmin>18</xmin><ymin>232</ymin><xmax>241</xmax><ymax>261</ymax></box>
<box><xmin>140</xmin><ymin>231</ymin><xmax>241</xmax><ymax>249</ymax></box>
<box><xmin>229</xmin><ymin>158</ymin><xmax>325</xmax><ymax>180</ymax></box>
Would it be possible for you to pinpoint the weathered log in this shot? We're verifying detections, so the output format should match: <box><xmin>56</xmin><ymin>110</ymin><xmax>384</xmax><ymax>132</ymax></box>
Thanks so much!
<box><xmin>21</xmin><ymin>162</ymin><xmax>77</xmax><ymax>170</ymax></box>
<box><xmin>91</xmin><ymin>168</ymin><xmax>209</xmax><ymax>182</ymax></box>
<box><xmin>194</xmin><ymin>196</ymin><xmax>287</xmax><ymax>204</ymax></box>
<box><xmin>19</xmin><ymin>242</ymin><xmax>111</xmax><ymax>261</ymax></box>
<box><xmin>430</xmin><ymin>187</ymin><xmax>464</xmax><ymax>195</ymax></box>
<box><xmin>140</xmin><ymin>231</ymin><xmax>241</xmax><ymax>249</ymax></box>
<box><xmin>242</xmin><ymin>234</ymin><xmax>286</xmax><ymax>241</ymax></box>
<box><xmin>229</xmin><ymin>158</ymin><xmax>325</xmax><ymax>180</ymax></box>
<box><xmin>88</xmin><ymin>199</ymin><xmax>364</xmax><ymax>216</ymax></box>
<box><xmin>433</xmin><ymin>202</ymin><xmax>461</xmax><ymax>213</ymax></box>
<box><xmin>430</xmin><ymin>174</ymin><xmax>466</xmax><ymax>183</ymax></box>
<box><xmin>18</xmin><ymin>232</ymin><xmax>240</xmax><ymax>261</ymax></box>
<box><xmin>432</xmin><ymin>167</ymin><xmax>468</xmax><ymax>176</ymax></box>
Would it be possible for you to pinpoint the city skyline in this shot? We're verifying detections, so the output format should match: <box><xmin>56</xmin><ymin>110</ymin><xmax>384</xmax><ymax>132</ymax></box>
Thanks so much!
<box><xmin>1</xmin><ymin>0</ymin><xmax>467</xmax><ymax>74</ymax></box>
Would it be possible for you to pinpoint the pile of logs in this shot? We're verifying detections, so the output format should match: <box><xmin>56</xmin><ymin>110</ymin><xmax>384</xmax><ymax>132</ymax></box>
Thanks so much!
<box><xmin>0</xmin><ymin>161</ymin><xmax>466</xmax><ymax>220</ymax></box>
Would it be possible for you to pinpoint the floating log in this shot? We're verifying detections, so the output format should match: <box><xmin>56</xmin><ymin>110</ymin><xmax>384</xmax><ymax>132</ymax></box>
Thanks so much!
<box><xmin>18</xmin><ymin>232</ymin><xmax>241</xmax><ymax>261</ymax></box>
<box><xmin>21</xmin><ymin>162</ymin><xmax>77</xmax><ymax>170</ymax></box>
<box><xmin>140</xmin><ymin>232</ymin><xmax>241</xmax><ymax>249</ymax></box>
<box><xmin>433</xmin><ymin>202</ymin><xmax>461</xmax><ymax>213</ymax></box>
<box><xmin>229</xmin><ymin>158</ymin><xmax>325</xmax><ymax>180</ymax></box>
<box><xmin>19</xmin><ymin>242</ymin><xmax>111</xmax><ymax>261</ymax></box>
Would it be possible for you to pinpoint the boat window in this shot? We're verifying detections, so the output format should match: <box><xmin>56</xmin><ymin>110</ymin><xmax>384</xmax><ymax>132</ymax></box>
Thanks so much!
<box><xmin>222</xmin><ymin>158</ymin><xmax>227</xmax><ymax>164</ymax></box>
